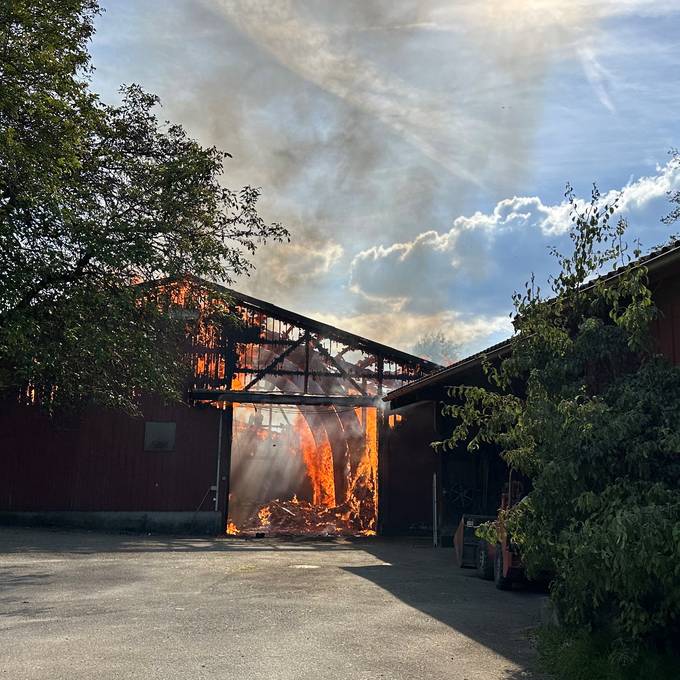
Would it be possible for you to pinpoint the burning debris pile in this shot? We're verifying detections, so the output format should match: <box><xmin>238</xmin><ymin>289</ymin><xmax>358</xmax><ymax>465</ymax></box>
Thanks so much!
<box><xmin>227</xmin><ymin>405</ymin><xmax>378</xmax><ymax>537</ymax></box>
<box><xmin>235</xmin><ymin>474</ymin><xmax>376</xmax><ymax>536</ymax></box>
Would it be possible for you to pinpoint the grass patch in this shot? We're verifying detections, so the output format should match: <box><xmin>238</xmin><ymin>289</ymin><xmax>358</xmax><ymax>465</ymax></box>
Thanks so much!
<box><xmin>536</xmin><ymin>626</ymin><xmax>679</xmax><ymax>680</ymax></box>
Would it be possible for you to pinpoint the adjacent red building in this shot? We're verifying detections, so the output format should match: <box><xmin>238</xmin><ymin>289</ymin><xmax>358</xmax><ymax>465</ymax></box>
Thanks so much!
<box><xmin>381</xmin><ymin>241</ymin><xmax>680</xmax><ymax>543</ymax></box>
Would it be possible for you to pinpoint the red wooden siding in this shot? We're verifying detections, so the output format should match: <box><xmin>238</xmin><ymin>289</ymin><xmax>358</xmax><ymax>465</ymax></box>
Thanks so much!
<box><xmin>0</xmin><ymin>398</ymin><xmax>220</xmax><ymax>512</ymax></box>
<box><xmin>380</xmin><ymin>402</ymin><xmax>439</xmax><ymax>534</ymax></box>
<box><xmin>651</xmin><ymin>271</ymin><xmax>680</xmax><ymax>366</ymax></box>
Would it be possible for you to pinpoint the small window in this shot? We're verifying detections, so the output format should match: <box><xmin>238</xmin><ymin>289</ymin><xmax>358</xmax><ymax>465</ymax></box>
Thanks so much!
<box><xmin>144</xmin><ymin>421</ymin><xmax>176</xmax><ymax>452</ymax></box>
<box><xmin>387</xmin><ymin>413</ymin><xmax>404</xmax><ymax>429</ymax></box>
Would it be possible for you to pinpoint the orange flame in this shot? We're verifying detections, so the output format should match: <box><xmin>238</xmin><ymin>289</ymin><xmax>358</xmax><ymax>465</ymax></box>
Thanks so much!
<box><xmin>257</xmin><ymin>506</ymin><xmax>272</xmax><ymax>526</ymax></box>
<box><xmin>228</xmin><ymin>407</ymin><xmax>380</xmax><ymax>537</ymax></box>
<box><xmin>295</xmin><ymin>414</ymin><xmax>336</xmax><ymax>508</ymax></box>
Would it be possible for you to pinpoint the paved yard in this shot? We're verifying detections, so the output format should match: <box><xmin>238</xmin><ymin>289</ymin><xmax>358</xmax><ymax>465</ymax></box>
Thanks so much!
<box><xmin>0</xmin><ymin>528</ymin><xmax>547</xmax><ymax>680</ymax></box>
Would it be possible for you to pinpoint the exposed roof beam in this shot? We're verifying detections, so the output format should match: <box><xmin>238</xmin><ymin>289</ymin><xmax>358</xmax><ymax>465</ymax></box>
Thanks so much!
<box><xmin>310</xmin><ymin>337</ymin><xmax>367</xmax><ymax>396</ymax></box>
<box><xmin>242</xmin><ymin>334</ymin><xmax>306</xmax><ymax>390</ymax></box>
<box><xmin>189</xmin><ymin>390</ymin><xmax>378</xmax><ymax>407</ymax></box>
<box><xmin>147</xmin><ymin>275</ymin><xmax>440</xmax><ymax>370</ymax></box>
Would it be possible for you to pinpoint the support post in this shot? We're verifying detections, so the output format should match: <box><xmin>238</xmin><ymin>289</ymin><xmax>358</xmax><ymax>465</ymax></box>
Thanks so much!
<box><xmin>218</xmin><ymin>404</ymin><xmax>234</xmax><ymax>531</ymax></box>
<box><xmin>213</xmin><ymin>413</ymin><xmax>222</xmax><ymax>511</ymax></box>
<box><xmin>376</xmin><ymin>407</ymin><xmax>387</xmax><ymax>535</ymax></box>
<box><xmin>433</xmin><ymin>472</ymin><xmax>439</xmax><ymax>548</ymax></box>
<box><xmin>304</xmin><ymin>331</ymin><xmax>310</xmax><ymax>393</ymax></box>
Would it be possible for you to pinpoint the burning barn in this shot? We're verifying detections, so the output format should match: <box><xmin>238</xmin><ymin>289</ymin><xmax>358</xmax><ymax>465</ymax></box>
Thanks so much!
<box><xmin>0</xmin><ymin>279</ymin><xmax>439</xmax><ymax>536</ymax></box>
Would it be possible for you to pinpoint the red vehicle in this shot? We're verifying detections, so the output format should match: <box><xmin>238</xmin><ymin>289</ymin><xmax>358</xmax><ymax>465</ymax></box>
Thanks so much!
<box><xmin>454</xmin><ymin>470</ymin><xmax>526</xmax><ymax>590</ymax></box>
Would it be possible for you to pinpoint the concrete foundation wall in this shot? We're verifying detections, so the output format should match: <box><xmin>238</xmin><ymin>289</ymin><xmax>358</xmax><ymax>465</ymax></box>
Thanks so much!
<box><xmin>0</xmin><ymin>511</ymin><xmax>223</xmax><ymax>535</ymax></box>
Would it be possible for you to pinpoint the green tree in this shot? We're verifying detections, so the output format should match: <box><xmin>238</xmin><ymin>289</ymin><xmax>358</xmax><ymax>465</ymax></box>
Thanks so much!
<box><xmin>413</xmin><ymin>330</ymin><xmax>460</xmax><ymax>366</ymax></box>
<box><xmin>436</xmin><ymin>186</ymin><xmax>680</xmax><ymax>671</ymax></box>
<box><xmin>0</xmin><ymin>1</ymin><xmax>288</xmax><ymax>412</ymax></box>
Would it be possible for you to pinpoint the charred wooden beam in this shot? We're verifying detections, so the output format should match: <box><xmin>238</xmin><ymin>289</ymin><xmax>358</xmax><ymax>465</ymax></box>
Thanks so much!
<box><xmin>304</xmin><ymin>331</ymin><xmax>310</xmax><ymax>394</ymax></box>
<box><xmin>193</xmin><ymin>369</ymin><xmax>421</xmax><ymax>387</ymax></box>
<box><xmin>242</xmin><ymin>334</ymin><xmax>306</xmax><ymax>390</ymax></box>
<box><xmin>223</xmin><ymin>321</ymin><xmax>237</xmax><ymax>388</ymax></box>
<box><xmin>241</xmin><ymin>338</ymin><xmax>300</xmax><ymax>346</ymax></box>
<box><xmin>190</xmin><ymin>390</ymin><xmax>378</xmax><ymax>407</ymax></box>
<box><xmin>311</xmin><ymin>339</ymin><xmax>367</xmax><ymax>396</ymax></box>
<box><xmin>235</xmin><ymin>367</ymin><xmax>369</xmax><ymax>378</ymax></box>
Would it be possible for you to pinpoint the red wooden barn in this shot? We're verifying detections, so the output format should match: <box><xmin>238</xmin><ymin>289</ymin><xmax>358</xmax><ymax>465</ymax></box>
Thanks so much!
<box><xmin>2</xmin><ymin>243</ymin><xmax>680</xmax><ymax>537</ymax></box>
<box><xmin>0</xmin><ymin>283</ymin><xmax>438</xmax><ymax>535</ymax></box>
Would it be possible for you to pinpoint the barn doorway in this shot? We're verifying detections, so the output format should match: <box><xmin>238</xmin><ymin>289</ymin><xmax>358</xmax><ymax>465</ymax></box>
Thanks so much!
<box><xmin>226</xmin><ymin>403</ymin><xmax>378</xmax><ymax>536</ymax></box>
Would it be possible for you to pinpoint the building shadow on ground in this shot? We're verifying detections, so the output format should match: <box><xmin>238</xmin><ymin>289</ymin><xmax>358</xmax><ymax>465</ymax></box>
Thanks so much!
<box><xmin>345</xmin><ymin>538</ymin><xmax>548</xmax><ymax>673</ymax></box>
<box><xmin>0</xmin><ymin>528</ymin><xmax>547</xmax><ymax>674</ymax></box>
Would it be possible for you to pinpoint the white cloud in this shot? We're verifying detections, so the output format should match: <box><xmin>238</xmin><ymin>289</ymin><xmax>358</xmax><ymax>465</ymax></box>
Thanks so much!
<box><xmin>444</xmin><ymin>161</ymin><xmax>680</xmax><ymax>239</ymax></box>
<box><xmin>313</xmin><ymin>309</ymin><xmax>513</xmax><ymax>357</ymax></box>
<box><xmin>349</xmin><ymin>159</ymin><xmax>680</xmax><ymax>324</ymax></box>
<box><xmin>614</xmin><ymin>161</ymin><xmax>680</xmax><ymax>212</ymax></box>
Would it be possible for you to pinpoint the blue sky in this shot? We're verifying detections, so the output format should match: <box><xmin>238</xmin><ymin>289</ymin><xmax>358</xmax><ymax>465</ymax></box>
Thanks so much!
<box><xmin>91</xmin><ymin>1</ymin><xmax>680</xmax><ymax>357</ymax></box>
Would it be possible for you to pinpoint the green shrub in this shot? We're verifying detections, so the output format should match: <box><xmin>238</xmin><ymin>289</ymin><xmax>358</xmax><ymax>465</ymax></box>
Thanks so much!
<box><xmin>537</xmin><ymin>626</ymin><xmax>680</xmax><ymax>680</ymax></box>
<box><xmin>436</xmin><ymin>186</ymin><xmax>680</xmax><ymax>661</ymax></box>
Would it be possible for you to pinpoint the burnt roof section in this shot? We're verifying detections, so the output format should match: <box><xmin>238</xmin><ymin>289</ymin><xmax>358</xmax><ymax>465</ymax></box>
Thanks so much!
<box><xmin>151</xmin><ymin>274</ymin><xmax>441</xmax><ymax>371</ymax></box>
<box><xmin>224</xmin><ymin>286</ymin><xmax>440</xmax><ymax>368</ymax></box>
<box><xmin>384</xmin><ymin>237</ymin><xmax>680</xmax><ymax>403</ymax></box>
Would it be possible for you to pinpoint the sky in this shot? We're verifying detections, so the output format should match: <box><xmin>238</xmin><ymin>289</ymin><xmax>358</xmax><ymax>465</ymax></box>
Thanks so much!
<box><xmin>90</xmin><ymin>0</ymin><xmax>680</xmax><ymax>359</ymax></box>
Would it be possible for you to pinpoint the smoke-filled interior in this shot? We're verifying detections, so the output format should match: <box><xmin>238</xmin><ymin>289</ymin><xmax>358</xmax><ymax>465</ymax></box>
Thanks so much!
<box><xmin>227</xmin><ymin>403</ymin><xmax>378</xmax><ymax>536</ymax></box>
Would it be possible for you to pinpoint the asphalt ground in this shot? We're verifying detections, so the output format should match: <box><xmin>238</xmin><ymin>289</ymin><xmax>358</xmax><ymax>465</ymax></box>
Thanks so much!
<box><xmin>0</xmin><ymin>527</ymin><xmax>547</xmax><ymax>680</ymax></box>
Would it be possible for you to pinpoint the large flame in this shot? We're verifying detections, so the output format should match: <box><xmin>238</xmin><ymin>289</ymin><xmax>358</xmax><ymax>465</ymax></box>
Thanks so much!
<box><xmin>227</xmin><ymin>406</ymin><xmax>379</xmax><ymax>536</ymax></box>
<box><xmin>296</xmin><ymin>414</ymin><xmax>335</xmax><ymax>508</ymax></box>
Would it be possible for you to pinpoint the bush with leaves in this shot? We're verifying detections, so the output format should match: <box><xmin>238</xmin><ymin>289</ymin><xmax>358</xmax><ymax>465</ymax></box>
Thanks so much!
<box><xmin>0</xmin><ymin>1</ymin><xmax>288</xmax><ymax>412</ymax></box>
<box><xmin>435</xmin><ymin>186</ymin><xmax>680</xmax><ymax>668</ymax></box>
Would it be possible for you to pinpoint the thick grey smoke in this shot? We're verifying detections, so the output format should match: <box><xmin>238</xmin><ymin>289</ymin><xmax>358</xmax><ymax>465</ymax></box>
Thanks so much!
<box><xmin>92</xmin><ymin>0</ymin><xmax>672</xmax><ymax>348</ymax></box>
<box><xmin>172</xmin><ymin>2</ymin><xmax>552</xmax><ymax>299</ymax></box>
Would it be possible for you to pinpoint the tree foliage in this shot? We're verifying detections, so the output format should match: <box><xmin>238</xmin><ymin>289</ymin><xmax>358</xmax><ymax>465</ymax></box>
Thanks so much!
<box><xmin>413</xmin><ymin>330</ymin><xmax>460</xmax><ymax>366</ymax></box>
<box><xmin>436</xmin><ymin>185</ymin><xmax>680</xmax><ymax>667</ymax></box>
<box><xmin>0</xmin><ymin>1</ymin><xmax>288</xmax><ymax>411</ymax></box>
<box><xmin>661</xmin><ymin>150</ymin><xmax>680</xmax><ymax>227</ymax></box>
